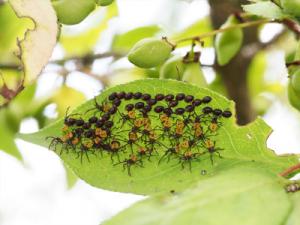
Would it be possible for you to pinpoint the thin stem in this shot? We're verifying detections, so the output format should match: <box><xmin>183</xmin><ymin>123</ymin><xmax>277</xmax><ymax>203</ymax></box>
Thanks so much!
<box><xmin>279</xmin><ymin>163</ymin><xmax>300</xmax><ymax>177</ymax></box>
<box><xmin>175</xmin><ymin>19</ymin><xmax>271</xmax><ymax>44</ymax></box>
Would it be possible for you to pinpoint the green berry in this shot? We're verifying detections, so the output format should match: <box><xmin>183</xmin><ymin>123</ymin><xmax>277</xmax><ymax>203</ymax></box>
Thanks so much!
<box><xmin>52</xmin><ymin>0</ymin><xmax>95</xmax><ymax>25</ymax></box>
<box><xmin>128</xmin><ymin>38</ymin><xmax>173</xmax><ymax>68</ymax></box>
<box><xmin>182</xmin><ymin>63</ymin><xmax>207</xmax><ymax>87</ymax></box>
<box><xmin>160</xmin><ymin>55</ymin><xmax>185</xmax><ymax>80</ymax></box>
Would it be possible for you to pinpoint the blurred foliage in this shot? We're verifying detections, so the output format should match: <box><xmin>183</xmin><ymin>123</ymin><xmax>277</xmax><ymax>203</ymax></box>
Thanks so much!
<box><xmin>0</xmin><ymin>1</ymin><xmax>300</xmax><ymax>222</ymax></box>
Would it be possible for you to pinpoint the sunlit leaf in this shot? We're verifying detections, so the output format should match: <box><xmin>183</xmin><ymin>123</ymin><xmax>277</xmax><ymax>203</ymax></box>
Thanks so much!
<box><xmin>18</xmin><ymin>79</ymin><xmax>298</xmax><ymax>195</ymax></box>
<box><xmin>9</xmin><ymin>0</ymin><xmax>59</xmax><ymax>85</ymax></box>
<box><xmin>0</xmin><ymin>3</ymin><xmax>33</xmax><ymax>65</ymax></box>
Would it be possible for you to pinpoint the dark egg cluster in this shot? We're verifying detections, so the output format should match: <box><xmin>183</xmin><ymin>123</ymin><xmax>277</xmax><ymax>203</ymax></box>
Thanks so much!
<box><xmin>47</xmin><ymin>91</ymin><xmax>232</xmax><ymax>176</ymax></box>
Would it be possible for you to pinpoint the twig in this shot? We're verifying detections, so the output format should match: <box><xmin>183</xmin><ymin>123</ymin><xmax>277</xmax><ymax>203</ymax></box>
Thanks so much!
<box><xmin>281</xmin><ymin>18</ymin><xmax>300</xmax><ymax>37</ymax></box>
<box><xmin>175</xmin><ymin>19</ymin><xmax>271</xmax><ymax>44</ymax></box>
<box><xmin>286</xmin><ymin>60</ymin><xmax>300</xmax><ymax>67</ymax></box>
<box><xmin>279</xmin><ymin>163</ymin><xmax>300</xmax><ymax>177</ymax></box>
<box><xmin>51</xmin><ymin>52</ymin><xmax>124</xmax><ymax>65</ymax></box>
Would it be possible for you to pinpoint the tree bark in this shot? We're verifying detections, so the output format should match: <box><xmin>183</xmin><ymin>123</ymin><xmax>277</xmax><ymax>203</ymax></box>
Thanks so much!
<box><xmin>209</xmin><ymin>0</ymin><xmax>257</xmax><ymax>125</ymax></box>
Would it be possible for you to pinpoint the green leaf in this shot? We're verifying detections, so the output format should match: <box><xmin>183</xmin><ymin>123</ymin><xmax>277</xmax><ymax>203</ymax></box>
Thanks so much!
<box><xmin>104</xmin><ymin>165</ymin><xmax>291</xmax><ymax>225</ymax></box>
<box><xmin>60</xmin><ymin>3</ymin><xmax>118</xmax><ymax>57</ymax></box>
<box><xmin>243</xmin><ymin>2</ymin><xmax>286</xmax><ymax>19</ymax></box>
<box><xmin>52</xmin><ymin>86</ymin><xmax>86</xmax><ymax>117</ymax></box>
<box><xmin>112</xmin><ymin>26</ymin><xmax>161</xmax><ymax>53</ymax></box>
<box><xmin>64</xmin><ymin>163</ymin><xmax>78</xmax><ymax>189</ymax></box>
<box><xmin>286</xmin><ymin>192</ymin><xmax>300</xmax><ymax>225</ymax></box>
<box><xmin>291</xmin><ymin>69</ymin><xmax>300</xmax><ymax>94</ymax></box>
<box><xmin>96</xmin><ymin>0</ymin><xmax>114</xmax><ymax>6</ymax></box>
<box><xmin>128</xmin><ymin>38</ymin><xmax>173</xmax><ymax>68</ymax></box>
<box><xmin>172</xmin><ymin>17</ymin><xmax>213</xmax><ymax>47</ymax></box>
<box><xmin>52</xmin><ymin>0</ymin><xmax>96</xmax><ymax>25</ymax></box>
<box><xmin>9</xmin><ymin>0</ymin><xmax>59</xmax><ymax>85</ymax></box>
<box><xmin>0</xmin><ymin>109</ymin><xmax>22</xmax><ymax>160</ymax></box>
<box><xmin>18</xmin><ymin>79</ymin><xmax>298</xmax><ymax>195</ymax></box>
<box><xmin>281</xmin><ymin>0</ymin><xmax>300</xmax><ymax>17</ymax></box>
<box><xmin>0</xmin><ymin>3</ymin><xmax>33</xmax><ymax>65</ymax></box>
<box><xmin>247</xmin><ymin>51</ymin><xmax>267</xmax><ymax>97</ymax></box>
<box><xmin>182</xmin><ymin>63</ymin><xmax>207</xmax><ymax>87</ymax></box>
<box><xmin>215</xmin><ymin>16</ymin><xmax>243</xmax><ymax>66</ymax></box>
<box><xmin>288</xmin><ymin>81</ymin><xmax>300</xmax><ymax>111</ymax></box>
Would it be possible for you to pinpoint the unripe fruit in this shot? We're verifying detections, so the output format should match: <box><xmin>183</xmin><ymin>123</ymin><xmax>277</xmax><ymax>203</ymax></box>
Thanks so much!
<box><xmin>182</xmin><ymin>63</ymin><xmax>207</xmax><ymax>87</ymax></box>
<box><xmin>96</xmin><ymin>0</ymin><xmax>114</xmax><ymax>6</ymax></box>
<box><xmin>288</xmin><ymin>81</ymin><xmax>300</xmax><ymax>111</ymax></box>
<box><xmin>281</xmin><ymin>0</ymin><xmax>300</xmax><ymax>17</ymax></box>
<box><xmin>52</xmin><ymin>0</ymin><xmax>95</xmax><ymax>25</ymax></box>
<box><xmin>215</xmin><ymin>15</ymin><xmax>243</xmax><ymax>66</ymax></box>
<box><xmin>160</xmin><ymin>55</ymin><xmax>185</xmax><ymax>80</ymax></box>
<box><xmin>128</xmin><ymin>38</ymin><xmax>173</xmax><ymax>68</ymax></box>
<box><xmin>291</xmin><ymin>69</ymin><xmax>300</xmax><ymax>94</ymax></box>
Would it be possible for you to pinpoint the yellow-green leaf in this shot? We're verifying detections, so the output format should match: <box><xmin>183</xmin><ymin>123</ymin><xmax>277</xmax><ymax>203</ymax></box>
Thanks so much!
<box><xmin>18</xmin><ymin>79</ymin><xmax>298</xmax><ymax>195</ymax></box>
<box><xmin>9</xmin><ymin>0</ymin><xmax>59</xmax><ymax>85</ymax></box>
<box><xmin>215</xmin><ymin>15</ymin><xmax>243</xmax><ymax>66</ymax></box>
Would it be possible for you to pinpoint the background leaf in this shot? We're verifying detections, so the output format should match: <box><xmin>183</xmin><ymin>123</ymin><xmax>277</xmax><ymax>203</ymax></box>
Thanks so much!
<box><xmin>60</xmin><ymin>3</ymin><xmax>118</xmax><ymax>57</ymax></box>
<box><xmin>243</xmin><ymin>2</ymin><xmax>286</xmax><ymax>19</ymax></box>
<box><xmin>9</xmin><ymin>0</ymin><xmax>59</xmax><ymax>85</ymax></box>
<box><xmin>215</xmin><ymin>15</ymin><xmax>243</xmax><ymax>66</ymax></box>
<box><xmin>18</xmin><ymin>79</ymin><xmax>298</xmax><ymax>195</ymax></box>
<box><xmin>104</xmin><ymin>165</ymin><xmax>291</xmax><ymax>225</ymax></box>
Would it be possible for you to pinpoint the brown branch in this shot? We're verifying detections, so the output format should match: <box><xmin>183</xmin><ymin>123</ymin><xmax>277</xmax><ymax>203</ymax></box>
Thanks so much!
<box><xmin>50</xmin><ymin>52</ymin><xmax>124</xmax><ymax>65</ymax></box>
<box><xmin>281</xmin><ymin>18</ymin><xmax>300</xmax><ymax>37</ymax></box>
<box><xmin>175</xmin><ymin>18</ymin><xmax>270</xmax><ymax>44</ymax></box>
<box><xmin>286</xmin><ymin>60</ymin><xmax>300</xmax><ymax>67</ymax></box>
<box><xmin>279</xmin><ymin>163</ymin><xmax>300</xmax><ymax>177</ymax></box>
<box><xmin>0</xmin><ymin>51</ymin><xmax>124</xmax><ymax>70</ymax></box>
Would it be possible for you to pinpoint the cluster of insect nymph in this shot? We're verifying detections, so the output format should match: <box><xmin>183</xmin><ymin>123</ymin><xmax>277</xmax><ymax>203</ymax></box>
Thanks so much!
<box><xmin>47</xmin><ymin>91</ymin><xmax>232</xmax><ymax>176</ymax></box>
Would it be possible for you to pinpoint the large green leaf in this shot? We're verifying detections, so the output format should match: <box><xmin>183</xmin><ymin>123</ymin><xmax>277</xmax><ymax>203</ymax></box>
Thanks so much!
<box><xmin>286</xmin><ymin>192</ymin><xmax>300</xmax><ymax>225</ymax></box>
<box><xmin>18</xmin><ymin>79</ymin><xmax>298</xmax><ymax>195</ymax></box>
<box><xmin>104</xmin><ymin>165</ymin><xmax>291</xmax><ymax>225</ymax></box>
<box><xmin>51</xmin><ymin>0</ymin><xmax>95</xmax><ymax>25</ymax></box>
